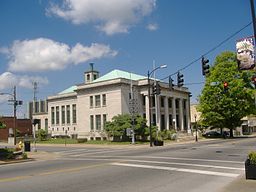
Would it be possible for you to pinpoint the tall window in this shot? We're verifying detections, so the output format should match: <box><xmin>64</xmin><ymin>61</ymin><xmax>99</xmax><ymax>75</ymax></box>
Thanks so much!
<box><xmin>90</xmin><ymin>96</ymin><xmax>93</xmax><ymax>108</ymax></box>
<box><xmin>102</xmin><ymin>94</ymin><xmax>106</xmax><ymax>106</ymax></box>
<box><xmin>45</xmin><ymin>118</ymin><xmax>48</xmax><ymax>130</ymax></box>
<box><xmin>61</xmin><ymin>106</ymin><xmax>65</xmax><ymax>124</ymax></box>
<box><xmin>168</xmin><ymin>98</ymin><xmax>172</xmax><ymax>108</ymax></box>
<box><xmin>72</xmin><ymin>104</ymin><xmax>77</xmax><ymax>124</ymax></box>
<box><xmin>96</xmin><ymin>115</ymin><xmax>101</xmax><ymax>131</ymax></box>
<box><xmin>35</xmin><ymin>101</ymin><xmax>39</xmax><ymax>113</ymax></box>
<box><xmin>95</xmin><ymin>95</ymin><xmax>101</xmax><ymax>107</ymax></box>
<box><xmin>51</xmin><ymin>107</ymin><xmax>55</xmax><ymax>125</ymax></box>
<box><xmin>66</xmin><ymin>105</ymin><xmax>70</xmax><ymax>124</ymax></box>
<box><xmin>40</xmin><ymin>101</ymin><xmax>45</xmax><ymax>112</ymax></box>
<box><xmin>56</xmin><ymin>106</ymin><xmax>60</xmax><ymax>125</ymax></box>
<box><xmin>103</xmin><ymin>114</ymin><xmax>107</xmax><ymax>129</ymax></box>
<box><xmin>161</xmin><ymin>97</ymin><xmax>164</xmax><ymax>107</ymax></box>
<box><xmin>90</xmin><ymin>115</ymin><xmax>94</xmax><ymax>131</ymax></box>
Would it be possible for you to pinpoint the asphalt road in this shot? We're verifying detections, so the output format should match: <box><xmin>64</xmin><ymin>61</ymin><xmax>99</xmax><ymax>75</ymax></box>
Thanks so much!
<box><xmin>0</xmin><ymin>138</ymin><xmax>255</xmax><ymax>192</ymax></box>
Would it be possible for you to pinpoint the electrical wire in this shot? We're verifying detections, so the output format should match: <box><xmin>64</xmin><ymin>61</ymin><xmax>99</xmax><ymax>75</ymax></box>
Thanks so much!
<box><xmin>161</xmin><ymin>21</ymin><xmax>253</xmax><ymax>80</ymax></box>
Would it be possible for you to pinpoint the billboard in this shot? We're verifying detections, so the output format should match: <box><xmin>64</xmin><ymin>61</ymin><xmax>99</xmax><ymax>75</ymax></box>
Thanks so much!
<box><xmin>236</xmin><ymin>36</ymin><xmax>255</xmax><ymax>70</ymax></box>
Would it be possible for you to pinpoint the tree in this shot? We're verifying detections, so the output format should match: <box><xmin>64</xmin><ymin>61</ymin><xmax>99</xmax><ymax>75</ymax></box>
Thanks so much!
<box><xmin>104</xmin><ymin>114</ymin><xmax>148</xmax><ymax>141</ymax></box>
<box><xmin>198</xmin><ymin>51</ymin><xmax>256</xmax><ymax>137</ymax></box>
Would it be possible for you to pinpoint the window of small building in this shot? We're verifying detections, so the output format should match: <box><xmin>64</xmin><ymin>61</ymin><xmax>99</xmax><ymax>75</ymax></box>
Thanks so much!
<box><xmin>90</xmin><ymin>115</ymin><xmax>94</xmax><ymax>131</ymax></box>
<box><xmin>95</xmin><ymin>95</ymin><xmax>101</xmax><ymax>107</ymax></box>
<box><xmin>102</xmin><ymin>94</ymin><xmax>106</xmax><ymax>106</ymax></box>
<box><xmin>90</xmin><ymin>96</ymin><xmax>93</xmax><ymax>108</ymax></box>
<box><xmin>66</xmin><ymin>105</ymin><xmax>70</xmax><ymax>124</ymax></box>
<box><xmin>96</xmin><ymin>115</ymin><xmax>101</xmax><ymax>131</ymax></box>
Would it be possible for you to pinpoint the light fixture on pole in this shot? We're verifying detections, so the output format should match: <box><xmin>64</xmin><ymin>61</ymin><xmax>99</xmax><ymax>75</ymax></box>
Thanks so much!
<box><xmin>147</xmin><ymin>64</ymin><xmax>167</xmax><ymax>147</ymax></box>
<box><xmin>0</xmin><ymin>86</ymin><xmax>23</xmax><ymax>145</ymax></box>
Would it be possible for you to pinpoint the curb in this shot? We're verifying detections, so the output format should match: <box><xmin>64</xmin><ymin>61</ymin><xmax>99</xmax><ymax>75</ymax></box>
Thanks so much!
<box><xmin>0</xmin><ymin>158</ymin><xmax>34</xmax><ymax>165</ymax></box>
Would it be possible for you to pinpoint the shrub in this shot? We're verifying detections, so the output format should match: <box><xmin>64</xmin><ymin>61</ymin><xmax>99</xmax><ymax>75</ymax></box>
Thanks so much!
<box><xmin>248</xmin><ymin>151</ymin><xmax>256</xmax><ymax>165</ymax></box>
<box><xmin>22</xmin><ymin>153</ymin><xmax>28</xmax><ymax>159</ymax></box>
<box><xmin>36</xmin><ymin>129</ymin><xmax>48</xmax><ymax>141</ymax></box>
<box><xmin>77</xmin><ymin>138</ymin><xmax>88</xmax><ymax>143</ymax></box>
<box><xmin>0</xmin><ymin>148</ymin><xmax>14</xmax><ymax>160</ymax></box>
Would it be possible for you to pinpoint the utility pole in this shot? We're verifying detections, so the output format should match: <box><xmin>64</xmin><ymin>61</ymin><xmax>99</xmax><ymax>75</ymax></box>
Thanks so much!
<box><xmin>13</xmin><ymin>86</ymin><xmax>17</xmax><ymax>145</ymax></box>
<box><xmin>250</xmin><ymin>0</ymin><xmax>256</xmax><ymax>47</ymax></box>
<box><xmin>130</xmin><ymin>73</ymin><xmax>135</xmax><ymax>144</ymax></box>
<box><xmin>33</xmin><ymin>82</ymin><xmax>38</xmax><ymax>102</ymax></box>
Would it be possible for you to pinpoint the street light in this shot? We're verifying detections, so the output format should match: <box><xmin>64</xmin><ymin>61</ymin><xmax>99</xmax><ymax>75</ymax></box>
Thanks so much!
<box><xmin>0</xmin><ymin>86</ymin><xmax>22</xmax><ymax>145</ymax></box>
<box><xmin>147</xmin><ymin>64</ymin><xmax>167</xmax><ymax>147</ymax></box>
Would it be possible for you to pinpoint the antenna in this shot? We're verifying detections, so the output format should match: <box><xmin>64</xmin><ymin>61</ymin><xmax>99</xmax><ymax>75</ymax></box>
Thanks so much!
<box><xmin>33</xmin><ymin>82</ymin><xmax>38</xmax><ymax>102</ymax></box>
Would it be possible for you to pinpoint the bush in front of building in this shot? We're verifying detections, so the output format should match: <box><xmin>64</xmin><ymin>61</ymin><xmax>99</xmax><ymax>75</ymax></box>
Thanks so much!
<box><xmin>0</xmin><ymin>148</ymin><xmax>14</xmax><ymax>160</ymax></box>
<box><xmin>105</xmin><ymin>114</ymin><xmax>148</xmax><ymax>142</ymax></box>
<box><xmin>36</xmin><ymin>129</ymin><xmax>48</xmax><ymax>141</ymax></box>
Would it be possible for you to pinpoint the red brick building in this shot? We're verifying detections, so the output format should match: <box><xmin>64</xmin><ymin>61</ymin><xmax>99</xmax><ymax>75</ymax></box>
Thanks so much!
<box><xmin>0</xmin><ymin>117</ymin><xmax>32</xmax><ymax>141</ymax></box>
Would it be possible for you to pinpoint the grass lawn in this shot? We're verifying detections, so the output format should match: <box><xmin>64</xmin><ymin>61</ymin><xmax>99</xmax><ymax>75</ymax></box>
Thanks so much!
<box><xmin>37</xmin><ymin>138</ymin><xmax>150</xmax><ymax>145</ymax></box>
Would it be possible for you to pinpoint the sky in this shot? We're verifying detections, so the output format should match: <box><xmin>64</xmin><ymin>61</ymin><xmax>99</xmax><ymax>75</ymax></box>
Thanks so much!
<box><xmin>0</xmin><ymin>0</ymin><xmax>254</xmax><ymax>117</ymax></box>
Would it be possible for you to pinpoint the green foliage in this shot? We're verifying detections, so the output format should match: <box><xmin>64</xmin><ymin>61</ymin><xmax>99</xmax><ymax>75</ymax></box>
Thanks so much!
<box><xmin>0</xmin><ymin>121</ymin><xmax>6</xmax><ymax>129</ymax></box>
<box><xmin>36</xmin><ymin>129</ymin><xmax>48</xmax><ymax>141</ymax></box>
<box><xmin>0</xmin><ymin>148</ymin><xmax>14</xmax><ymax>160</ymax></box>
<box><xmin>22</xmin><ymin>152</ymin><xmax>28</xmax><ymax>159</ymax></box>
<box><xmin>198</xmin><ymin>51</ymin><xmax>256</xmax><ymax>136</ymax></box>
<box><xmin>248</xmin><ymin>151</ymin><xmax>256</xmax><ymax>165</ymax></box>
<box><xmin>104</xmin><ymin>114</ymin><xmax>148</xmax><ymax>141</ymax></box>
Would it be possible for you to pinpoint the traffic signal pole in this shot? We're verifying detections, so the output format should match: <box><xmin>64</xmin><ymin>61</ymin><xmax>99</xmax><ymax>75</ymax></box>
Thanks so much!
<box><xmin>250</xmin><ymin>0</ymin><xmax>256</xmax><ymax>47</ymax></box>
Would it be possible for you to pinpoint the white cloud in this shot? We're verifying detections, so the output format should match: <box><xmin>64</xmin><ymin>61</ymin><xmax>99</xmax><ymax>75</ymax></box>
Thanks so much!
<box><xmin>47</xmin><ymin>0</ymin><xmax>156</xmax><ymax>35</ymax></box>
<box><xmin>2</xmin><ymin>38</ymin><xmax>117</xmax><ymax>72</ymax></box>
<box><xmin>147</xmin><ymin>23</ymin><xmax>158</xmax><ymax>31</ymax></box>
<box><xmin>0</xmin><ymin>72</ymin><xmax>49</xmax><ymax>90</ymax></box>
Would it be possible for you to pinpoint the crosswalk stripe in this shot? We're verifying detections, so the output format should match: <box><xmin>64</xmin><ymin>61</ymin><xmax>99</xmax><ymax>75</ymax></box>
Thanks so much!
<box><xmin>111</xmin><ymin>162</ymin><xmax>240</xmax><ymax>178</ymax></box>
<box><xmin>60</xmin><ymin>157</ymin><xmax>244</xmax><ymax>170</ymax></box>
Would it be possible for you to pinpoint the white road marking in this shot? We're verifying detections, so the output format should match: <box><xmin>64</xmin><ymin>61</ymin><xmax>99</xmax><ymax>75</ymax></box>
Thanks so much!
<box><xmin>71</xmin><ymin>148</ymin><xmax>137</xmax><ymax>157</ymax></box>
<box><xmin>111</xmin><ymin>162</ymin><xmax>240</xmax><ymax>178</ymax></box>
<box><xmin>82</xmin><ymin>155</ymin><xmax>244</xmax><ymax>164</ymax></box>
<box><xmin>60</xmin><ymin>157</ymin><xmax>244</xmax><ymax>170</ymax></box>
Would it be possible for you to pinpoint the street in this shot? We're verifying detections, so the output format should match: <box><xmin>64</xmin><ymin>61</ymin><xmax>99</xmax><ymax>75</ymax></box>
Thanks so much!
<box><xmin>0</xmin><ymin>138</ymin><xmax>255</xmax><ymax>192</ymax></box>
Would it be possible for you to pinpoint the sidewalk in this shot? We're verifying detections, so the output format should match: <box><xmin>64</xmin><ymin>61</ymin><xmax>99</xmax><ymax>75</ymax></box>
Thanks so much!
<box><xmin>220</xmin><ymin>175</ymin><xmax>256</xmax><ymax>192</ymax></box>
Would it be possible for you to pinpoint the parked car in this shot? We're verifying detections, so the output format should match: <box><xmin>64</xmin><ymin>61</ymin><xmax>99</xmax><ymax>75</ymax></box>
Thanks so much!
<box><xmin>202</xmin><ymin>131</ymin><xmax>222</xmax><ymax>138</ymax></box>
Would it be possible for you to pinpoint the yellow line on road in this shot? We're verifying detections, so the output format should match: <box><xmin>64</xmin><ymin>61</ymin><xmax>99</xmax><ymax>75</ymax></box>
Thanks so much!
<box><xmin>0</xmin><ymin>163</ymin><xmax>108</xmax><ymax>183</ymax></box>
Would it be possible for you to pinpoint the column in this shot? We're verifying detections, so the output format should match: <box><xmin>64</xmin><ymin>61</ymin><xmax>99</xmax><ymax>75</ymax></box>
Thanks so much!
<box><xmin>179</xmin><ymin>99</ymin><xmax>184</xmax><ymax>131</ymax></box>
<box><xmin>185</xmin><ymin>99</ymin><xmax>191</xmax><ymax>133</ymax></box>
<box><xmin>172</xmin><ymin>97</ymin><xmax>177</xmax><ymax>130</ymax></box>
<box><xmin>164</xmin><ymin>96</ymin><xmax>169</xmax><ymax>130</ymax></box>
<box><xmin>145</xmin><ymin>95</ymin><xmax>150</xmax><ymax>126</ymax></box>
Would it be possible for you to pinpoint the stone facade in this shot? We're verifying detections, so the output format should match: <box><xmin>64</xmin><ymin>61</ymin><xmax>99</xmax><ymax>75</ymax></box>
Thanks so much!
<box><xmin>30</xmin><ymin>68</ymin><xmax>191</xmax><ymax>140</ymax></box>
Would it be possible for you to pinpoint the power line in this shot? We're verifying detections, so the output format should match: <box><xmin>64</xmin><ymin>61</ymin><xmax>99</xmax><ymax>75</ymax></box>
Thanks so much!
<box><xmin>184</xmin><ymin>82</ymin><xmax>204</xmax><ymax>86</ymax></box>
<box><xmin>162</xmin><ymin>21</ymin><xmax>252</xmax><ymax>80</ymax></box>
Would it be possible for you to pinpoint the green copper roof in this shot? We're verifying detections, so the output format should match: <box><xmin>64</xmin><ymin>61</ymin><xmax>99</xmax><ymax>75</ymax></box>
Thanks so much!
<box><xmin>93</xmin><ymin>69</ymin><xmax>147</xmax><ymax>83</ymax></box>
<box><xmin>58</xmin><ymin>85</ymin><xmax>77</xmax><ymax>95</ymax></box>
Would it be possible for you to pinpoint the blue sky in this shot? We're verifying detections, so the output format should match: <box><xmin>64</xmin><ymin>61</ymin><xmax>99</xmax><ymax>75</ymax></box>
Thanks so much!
<box><xmin>0</xmin><ymin>0</ymin><xmax>253</xmax><ymax>117</ymax></box>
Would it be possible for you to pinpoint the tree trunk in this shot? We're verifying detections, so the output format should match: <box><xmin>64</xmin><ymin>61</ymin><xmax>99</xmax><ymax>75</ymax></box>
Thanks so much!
<box><xmin>230</xmin><ymin>128</ymin><xmax>234</xmax><ymax>138</ymax></box>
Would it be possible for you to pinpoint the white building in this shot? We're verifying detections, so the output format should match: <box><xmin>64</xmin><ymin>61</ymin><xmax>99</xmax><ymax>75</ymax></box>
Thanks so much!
<box><xmin>29</xmin><ymin>66</ymin><xmax>191</xmax><ymax>140</ymax></box>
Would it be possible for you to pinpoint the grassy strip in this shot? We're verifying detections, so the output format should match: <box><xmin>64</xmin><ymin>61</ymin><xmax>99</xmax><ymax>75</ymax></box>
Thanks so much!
<box><xmin>36</xmin><ymin>138</ymin><xmax>149</xmax><ymax>145</ymax></box>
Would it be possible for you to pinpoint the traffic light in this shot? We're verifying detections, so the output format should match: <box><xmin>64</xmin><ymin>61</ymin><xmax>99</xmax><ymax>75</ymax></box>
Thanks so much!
<box><xmin>252</xmin><ymin>75</ymin><xmax>256</xmax><ymax>88</ymax></box>
<box><xmin>201</xmin><ymin>56</ymin><xmax>210</xmax><ymax>76</ymax></box>
<box><xmin>155</xmin><ymin>82</ymin><xmax>161</xmax><ymax>95</ymax></box>
<box><xmin>177</xmin><ymin>72</ymin><xmax>184</xmax><ymax>87</ymax></box>
<box><xmin>223</xmin><ymin>81</ymin><xmax>229</xmax><ymax>93</ymax></box>
<box><xmin>169</xmin><ymin>76</ymin><xmax>174</xmax><ymax>90</ymax></box>
<box><xmin>152</xmin><ymin>82</ymin><xmax>161</xmax><ymax>95</ymax></box>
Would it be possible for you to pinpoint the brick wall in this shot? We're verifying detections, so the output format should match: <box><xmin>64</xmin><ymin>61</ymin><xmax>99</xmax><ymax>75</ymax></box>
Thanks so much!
<box><xmin>0</xmin><ymin>117</ymin><xmax>32</xmax><ymax>141</ymax></box>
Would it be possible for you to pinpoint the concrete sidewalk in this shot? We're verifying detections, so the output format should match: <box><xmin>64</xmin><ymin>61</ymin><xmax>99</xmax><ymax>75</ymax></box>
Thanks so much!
<box><xmin>220</xmin><ymin>175</ymin><xmax>256</xmax><ymax>192</ymax></box>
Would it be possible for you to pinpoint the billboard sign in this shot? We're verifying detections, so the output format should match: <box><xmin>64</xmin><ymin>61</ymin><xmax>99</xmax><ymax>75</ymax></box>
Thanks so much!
<box><xmin>236</xmin><ymin>37</ymin><xmax>255</xmax><ymax>70</ymax></box>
